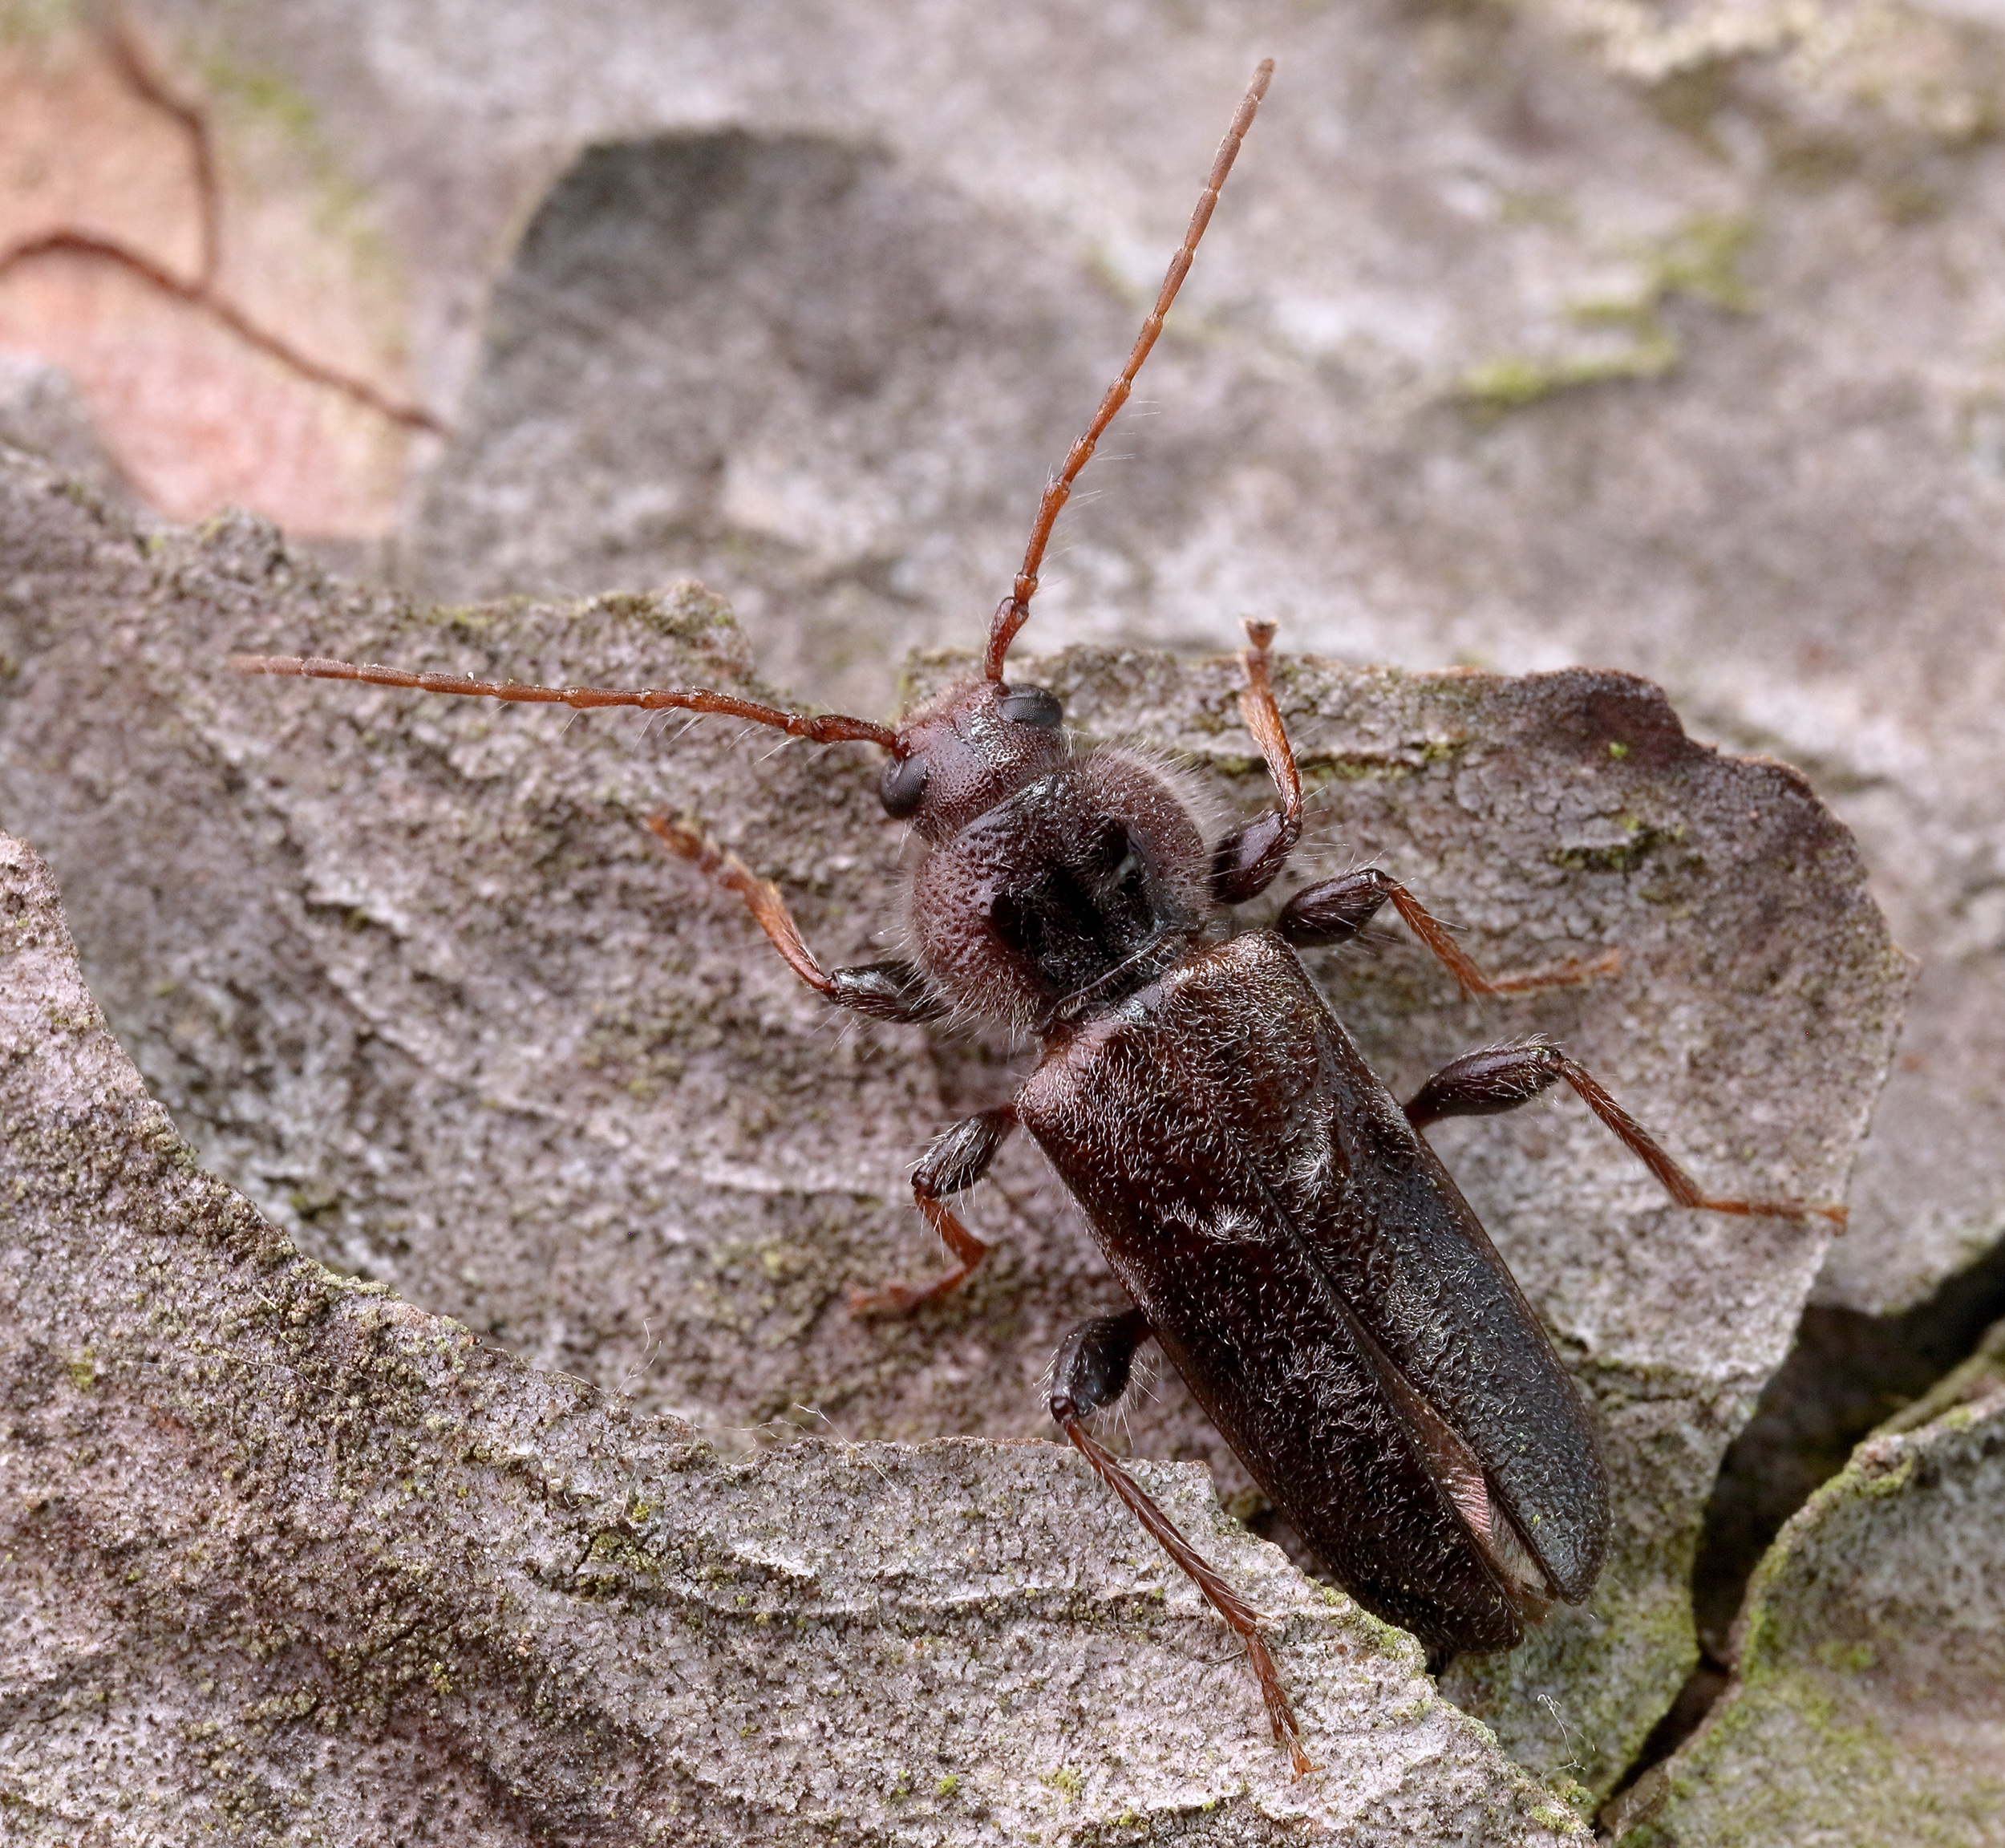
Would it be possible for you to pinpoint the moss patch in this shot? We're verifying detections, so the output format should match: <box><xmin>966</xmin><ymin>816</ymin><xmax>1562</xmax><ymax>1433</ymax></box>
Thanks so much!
<box><xmin>1623</xmin><ymin>1342</ymin><xmax>2005</xmax><ymax>1845</ymax></box>
<box><xmin>1461</xmin><ymin>214</ymin><xmax>1755</xmax><ymax>411</ymax></box>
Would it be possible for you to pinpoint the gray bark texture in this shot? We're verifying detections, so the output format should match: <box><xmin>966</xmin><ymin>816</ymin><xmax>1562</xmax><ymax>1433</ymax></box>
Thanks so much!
<box><xmin>0</xmin><ymin>833</ymin><xmax>1587</xmax><ymax>1845</ymax></box>
<box><xmin>1610</xmin><ymin>1319</ymin><xmax>2005</xmax><ymax>1845</ymax></box>
<box><xmin>124</xmin><ymin>0</ymin><xmax>2001</xmax><ymax>1315</ymax></box>
<box><xmin>0</xmin><ymin>448</ymin><xmax>1910</xmax><ymax>1837</ymax></box>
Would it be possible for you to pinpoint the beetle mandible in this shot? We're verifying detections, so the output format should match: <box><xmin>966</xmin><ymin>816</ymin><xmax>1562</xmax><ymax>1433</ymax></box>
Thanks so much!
<box><xmin>233</xmin><ymin>61</ymin><xmax>1843</xmax><ymax>1772</ymax></box>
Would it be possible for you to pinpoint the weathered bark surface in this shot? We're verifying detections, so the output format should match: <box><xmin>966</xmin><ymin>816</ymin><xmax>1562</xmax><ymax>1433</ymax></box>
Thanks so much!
<box><xmin>0</xmin><ymin>831</ymin><xmax>1594</xmax><ymax>1844</ymax></box>
<box><xmin>286</xmin><ymin>0</ymin><xmax>1997</xmax><ymax>1320</ymax></box>
<box><xmin>1610</xmin><ymin>1322</ymin><xmax>2005</xmax><ymax>1846</ymax></box>
<box><xmin>0</xmin><ymin>354</ymin><xmax>131</xmax><ymax>504</ymax></box>
<box><xmin>0</xmin><ymin>0</ymin><xmax>1992</xmax><ymax>1334</ymax></box>
<box><xmin>0</xmin><ymin>450</ymin><xmax>1908</xmax><ymax>1818</ymax></box>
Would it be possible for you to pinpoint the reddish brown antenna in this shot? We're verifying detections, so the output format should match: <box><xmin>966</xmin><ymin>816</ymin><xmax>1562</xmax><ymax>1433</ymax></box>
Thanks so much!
<box><xmin>229</xmin><ymin>654</ymin><xmax>899</xmax><ymax>750</ymax></box>
<box><xmin>982</xmin><ymin>59</ymin><xmax>1274</xmax><ymax>682</ymax></box>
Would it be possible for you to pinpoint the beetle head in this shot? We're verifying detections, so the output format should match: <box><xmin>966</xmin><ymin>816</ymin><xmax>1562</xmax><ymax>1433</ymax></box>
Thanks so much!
<box><xmin>878</xmin><ymin>675</ymin><xmax>1070</xmax><ymax>842</ymax></box>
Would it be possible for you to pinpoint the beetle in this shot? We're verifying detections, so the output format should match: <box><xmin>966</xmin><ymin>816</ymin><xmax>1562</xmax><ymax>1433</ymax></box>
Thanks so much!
<box><xmin>233</xmin><ymin>62</ymin><xmax>1841</xmax><ymax>1772</ymax></box>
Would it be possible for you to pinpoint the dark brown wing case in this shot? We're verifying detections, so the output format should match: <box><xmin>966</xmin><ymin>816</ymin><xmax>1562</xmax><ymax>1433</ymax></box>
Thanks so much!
<box><xmin>1019</xmin><ymin>930</ymin><xmax>1609</xmax><ymax>1652</ymax></box>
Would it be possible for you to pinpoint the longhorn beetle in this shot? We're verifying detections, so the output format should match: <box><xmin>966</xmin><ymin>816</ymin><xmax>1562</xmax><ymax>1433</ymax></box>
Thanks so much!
<box><xmin>234</xmin><ymin>62</ymin><xmax>1842</xmax><ymax>1773</ymax></box>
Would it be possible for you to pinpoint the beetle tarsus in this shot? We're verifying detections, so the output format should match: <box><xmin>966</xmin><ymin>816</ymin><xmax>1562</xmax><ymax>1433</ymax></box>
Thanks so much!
<box><xmin>1405</xmin><ymin>1036</ymin><xmax>1845</xmax><ymax>1223</ymax></box>
<box><xmin>1058</xmin><ymin>1408</ymin><xmax>1311</xmax><ymax>1777</ymax></box>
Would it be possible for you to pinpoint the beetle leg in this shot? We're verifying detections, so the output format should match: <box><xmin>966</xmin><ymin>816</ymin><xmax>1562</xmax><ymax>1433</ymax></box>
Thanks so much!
<box><xmin>1274</xmin><ymin>867</ymin><xmax>1393</xmax><ymax>947</ymax></box>
<box><xmin>1405</xmin><ymin>1037</ymin><xmax>1846</xmax><ymax>1225</ymax></box>
<box><xmin>1212</xmin><ymin>620</ymin><xmax>1306</xmax><ymax>906</ymax></box>
<box><xmin>1278</xmin><ymin>868</ymin><xmax>1619</xmax><ymax>996</ymax></box>
<box><xmin>646</xmin><ymin>815</ymin><xmax>945</xmax><ymax>1021</ymax></box>
<box><xmin>849</xmin><ymin>1107</ymin><xmax>1019</xmax><ymax>1315</ymax></box>
<box><xmin>1401</xmin><ymin>1036</ymin><xmax>1568</xmax><ymax>1126</ymax></box>
<box><xmin>1049</xmin><ymin>1307</ymin><xmax>1154</xmax><ymax>1416</ymax></box>
<box><xmin>1050</xmin><ymin>1322</ymin><xmax>1312</xmax><ymax>1776</ymax></box>
<box><xmin>824</xmin><ymin>960</ymin><xmax>950</xmax><ymax>1023</ymax></box>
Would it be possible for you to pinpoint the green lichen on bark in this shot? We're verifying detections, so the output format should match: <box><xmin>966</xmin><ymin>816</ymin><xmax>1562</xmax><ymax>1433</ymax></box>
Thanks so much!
<box><xmin>0</xmin><ymin>447</ymin><xmax>1910</xmax><ymax>1832</ymax></box>
<box><xmin>1618</xmin><ymin>1326</ymin><xmax>2005</xmax><ymax>1846</ymax></box>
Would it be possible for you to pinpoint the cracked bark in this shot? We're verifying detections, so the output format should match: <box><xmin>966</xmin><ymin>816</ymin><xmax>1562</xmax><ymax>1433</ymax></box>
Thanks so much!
<box><xmin>0</xmin><ymin>448</ymin><xmax>1910</xmax><ymax>1837</ymax></box>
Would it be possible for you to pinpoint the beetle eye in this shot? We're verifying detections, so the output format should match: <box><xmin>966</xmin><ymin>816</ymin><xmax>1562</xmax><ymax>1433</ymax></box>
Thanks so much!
<box><xmin>878</xmin><ymin>752</ymin><xmax>930</xmax><ymax>818</ymax></box>
<box><xmin>998</xmin><ymin>684</ymin><xmax>1063</xmax><ymax>729</ymax></box>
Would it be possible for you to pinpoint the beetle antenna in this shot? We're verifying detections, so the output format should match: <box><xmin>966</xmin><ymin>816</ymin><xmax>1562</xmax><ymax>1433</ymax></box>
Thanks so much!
<box><xmin>229</xmin><ymin>655</ymin><xmax>900</xmax><ymax>751</ymax></box>
<box><xmin>983</xmin><ymin>58</ymin><xmax>1274</xmax><ymax>681</ymax></box>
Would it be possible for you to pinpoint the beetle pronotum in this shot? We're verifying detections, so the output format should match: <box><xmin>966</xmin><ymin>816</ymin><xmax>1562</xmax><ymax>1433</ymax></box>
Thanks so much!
<box><xmin>235</xmin><ymin>61</ymin><xmax>1841</xmax><ymax>1772</ymax></box>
